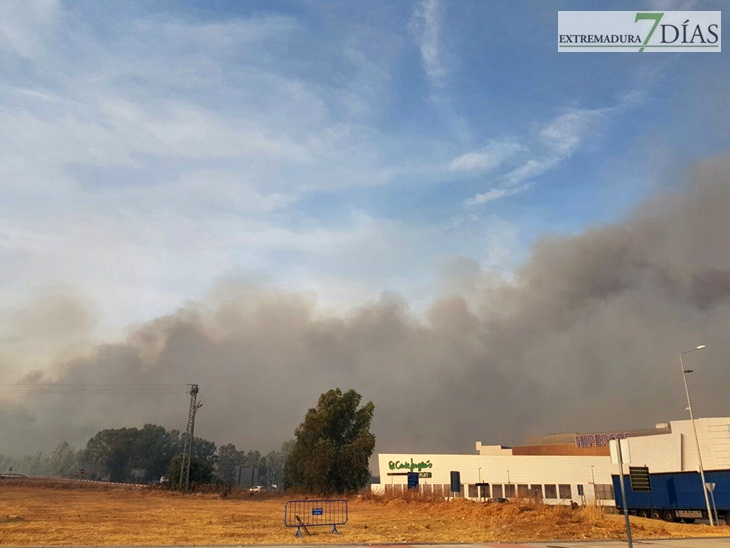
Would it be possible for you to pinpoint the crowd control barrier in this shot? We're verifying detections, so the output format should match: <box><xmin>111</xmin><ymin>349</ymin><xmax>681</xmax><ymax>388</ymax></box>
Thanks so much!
<box><xmin>284</xmin><ymin>499</ymin><xmax>348</xmax><ymax>536</ymax></box>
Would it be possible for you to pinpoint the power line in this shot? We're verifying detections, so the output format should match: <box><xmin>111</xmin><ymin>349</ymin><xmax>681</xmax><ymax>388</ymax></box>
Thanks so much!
<box><xmin>0</xmin><ymin>383</ymin><xmax>189</xmax><ymax>394</ymax></box>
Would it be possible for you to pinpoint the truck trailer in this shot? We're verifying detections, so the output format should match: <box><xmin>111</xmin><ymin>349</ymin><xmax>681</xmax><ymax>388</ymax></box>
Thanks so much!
<box><xmin>612</xmin><ymin>469</ymin><xmax>730</xmax><ymax>524</ymax></box>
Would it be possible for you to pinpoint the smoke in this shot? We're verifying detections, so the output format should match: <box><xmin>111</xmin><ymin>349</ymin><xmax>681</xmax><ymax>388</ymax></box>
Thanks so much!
<box><xmin>3</xmin><ymin>154</ymin><xmax>730</xmax><ymax>459</ymax></box>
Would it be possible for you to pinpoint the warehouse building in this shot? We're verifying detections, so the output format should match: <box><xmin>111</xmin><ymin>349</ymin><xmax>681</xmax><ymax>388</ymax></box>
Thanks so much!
<box><xmin>370</xmin><ymin>417</ymin><xmax>730</xmax><ymax>506</ymax></box>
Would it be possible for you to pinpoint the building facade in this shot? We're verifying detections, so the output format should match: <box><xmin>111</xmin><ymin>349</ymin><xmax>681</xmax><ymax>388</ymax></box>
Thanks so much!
<box><xmin>371</xmin><ymin>417</ymin><xmax>730</xmax><ymax>506</ymax></box>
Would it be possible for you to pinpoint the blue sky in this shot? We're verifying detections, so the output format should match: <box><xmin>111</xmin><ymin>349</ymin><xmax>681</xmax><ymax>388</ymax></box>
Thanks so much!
<box><xmin>1</xmin><ymin>0</ymin><xmax>728</xmax><ymax>355</ymax></box>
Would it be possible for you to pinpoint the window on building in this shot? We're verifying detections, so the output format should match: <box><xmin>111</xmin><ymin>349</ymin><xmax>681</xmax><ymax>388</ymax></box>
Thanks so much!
<box><xmin>504</xmin><ymin>484</ymin><xmax>516</xmax><ymax>498</ymax></box>
<box><xmin>559</xmin><ymin>484</ymin><xmax>572</xmax><ymax>499</ymax></box>
<box><xmin>468</xmin><ymin>484</ymin><xmax>478</xmax><ymax>498</ymax></box>
<box><xmin>544</xmin><ymin>484</ymin><xmax>557</xmax><ymax>499</ymax></box>
<box><xmin>517</xmin><ymin>484</ymin><xmax>529</xmax><ymax>497</ymax></box>
<box><xmin>393</xmin><ymin>485</ymin><xmax>403</xmax><ymax>496</ymax></box>
<box><xmin>594</xmin><ymin>484</ymin><xmax>615</xmax><ymax>500</ymax></box>
<box><xmin>422</xmin><ymin>484</ymin><xmax>432</xmax><ymax>495</ymax></box>
<box><xmin>492</xmin><ymin>484</ymin><xmax>503</xmax><ymax>498</ymax></box>
<box><xmin>432</xmin><ymin>484</ymin><xmax>443</xmax><ymax>496</ymax></box>
<box><xmin>530</xmin><ymin>485</ymin><xmax>543</xmax><ymax>499</ymax></box>
<box><xmin>478</xmin><ymin>484</ymin><xmax>490</xmax><ymax>499</ymax></box>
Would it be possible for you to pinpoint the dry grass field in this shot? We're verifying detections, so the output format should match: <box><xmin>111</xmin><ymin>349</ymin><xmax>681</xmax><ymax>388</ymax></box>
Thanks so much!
<box><xmin>1</xmin><ymin>479</ymin><xmax>730</xmax><ymax>545</ymax></box>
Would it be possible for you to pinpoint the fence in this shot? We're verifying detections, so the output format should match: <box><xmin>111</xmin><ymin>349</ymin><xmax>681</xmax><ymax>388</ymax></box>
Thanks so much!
<box><xmin>283</xmin><ymin>499</ymin><xmax>348</xmax><ymax>536</ymax></box>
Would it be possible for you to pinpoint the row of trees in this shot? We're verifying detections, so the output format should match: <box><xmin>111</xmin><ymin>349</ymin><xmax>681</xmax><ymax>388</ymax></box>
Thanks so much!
<box><xmin>1</xmin><ymin>387</ymin><xmax>376</xmax><ymax>494</ymax></box>
<box><xmin>0</xmin><ymin>441</ymin><xmax>81</xmax><ymax>478</ymax></box>
<box><xmin>0</xmin><ymin>426</ymin><xmax>291</xmax><ymax>487</ymax></box>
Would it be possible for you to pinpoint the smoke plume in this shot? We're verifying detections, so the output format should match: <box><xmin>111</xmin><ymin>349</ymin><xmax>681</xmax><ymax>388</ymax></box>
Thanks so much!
<box><xmin>3</xmin><ymin>154</ymin><xmax>730</xmax><ymax>459</ymax></box>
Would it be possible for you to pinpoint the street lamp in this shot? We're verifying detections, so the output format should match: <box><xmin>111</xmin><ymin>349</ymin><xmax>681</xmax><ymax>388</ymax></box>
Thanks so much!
<box><xmin>478</xmin><ymin>467</ymin><xmax>483</xmax><ymax>500</ymax></box>
<box><xmin>679</xmin><ymin>345</ymin><xmax>714</xmax><ymax>526</ymax></box>
<box><xmin>591</xmin><ymin>465</ymin><xmax>597</xmax><ymax>507</ymax></box>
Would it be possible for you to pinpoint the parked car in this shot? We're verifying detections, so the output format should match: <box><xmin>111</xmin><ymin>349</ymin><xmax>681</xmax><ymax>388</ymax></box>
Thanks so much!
<box><xmin>248</xmin><ymin>485</ymin><xmax>265</xmax><ymax>492</ymax></box>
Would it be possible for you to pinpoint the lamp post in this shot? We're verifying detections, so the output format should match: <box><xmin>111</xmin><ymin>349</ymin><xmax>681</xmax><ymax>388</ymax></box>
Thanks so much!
<box><xmin>478</xmin><ymin>467</ymin><xmax>483</xmax><ymax>500</ymax></box>
<box><xmin>591</xmin><ymin>464</ymin><xmax>597</xmax><ymax>507</ymax></box>
<box><xmin>679</xmin><ymin>345</ymin><xmax>714</xmax><ymax>526</ymax></box>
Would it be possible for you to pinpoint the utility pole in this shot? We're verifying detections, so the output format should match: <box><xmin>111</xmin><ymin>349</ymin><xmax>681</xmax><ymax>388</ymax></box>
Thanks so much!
<box><xmin>679</xmin><ymin>346</ymin><xmax>714</xmax><ymax>526</ymax></box>
<box><xmin>178</xmin><ymin>384</ymin><xmax>201</xmax><ymax>492</ymax></box>
<box><xmin>612</xmin><ymin>439</ymin><xmax>633</xmax><ymax>548</ymax></box>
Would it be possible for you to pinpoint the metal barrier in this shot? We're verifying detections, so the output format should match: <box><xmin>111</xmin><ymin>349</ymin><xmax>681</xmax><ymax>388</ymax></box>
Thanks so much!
<box><xmin>284</xmin><ymin>499</ymin><xmax>348</xmax><ymax>536</ymax></box>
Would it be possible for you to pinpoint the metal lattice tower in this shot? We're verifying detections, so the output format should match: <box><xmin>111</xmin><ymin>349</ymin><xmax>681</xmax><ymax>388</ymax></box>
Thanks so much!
<box><xmin>178</xmin><ymin>384</ymin><xmax>201</xmax><ymax>492</ymax></box>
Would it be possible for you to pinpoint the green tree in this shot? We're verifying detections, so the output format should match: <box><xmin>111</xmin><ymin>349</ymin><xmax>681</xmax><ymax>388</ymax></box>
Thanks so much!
<box><xmin>85</xmin><ymin>428</ymin><xmax>137</xmax><ymax>481</ymax></box>
<box><xmin>192</xmin><ymin>436</ymin><xmax>217</xmax><ymax>462</ymax></box>
<box><xmin>166</xmin><ymin>454</ymin><xmax>214</xmax><ymax>488</ymax></box>
<box><xmin>216</xmin><ymin>443</ymin><xmax>246</xmax><ymax>485</ymax></box>
<box><xmin>11</xmin><ymin>452</ymin><xmax>46</xmax><ymax>475</ymax></box>
<box><xmin>83</xmin><ymin>425</ymin><xmax>217</xmax><ymax>483</ymax></box>
<box><xmin>130</xmin><ymin>424</ymin><xmax>180</xmax><ymax>481</ymax></box>
<box><xmin>263</xmin><ymin>441</ymin><xmax>293</xmax><ymax>489</ymax></box>
<box><xmin>244</xmin><ymin>450</ymin><xmax>261</xmax><ymax>468</ymax></box>
<box><xmin>284</xmin><ymin>388</ymin><xmax>375</xmax><ymax>494</ymax></box>
<box><xmin>49</xmin><ymin>442</ymin><xmax>78</xmax><ymax>476</ymax></box>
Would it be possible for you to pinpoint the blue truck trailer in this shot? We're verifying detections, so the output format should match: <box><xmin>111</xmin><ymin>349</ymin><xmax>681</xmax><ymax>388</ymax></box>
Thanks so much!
<box><xmin>612</xmin><ymin>470</ymin><xmax>730</xmax><ymax>524</ymax></box>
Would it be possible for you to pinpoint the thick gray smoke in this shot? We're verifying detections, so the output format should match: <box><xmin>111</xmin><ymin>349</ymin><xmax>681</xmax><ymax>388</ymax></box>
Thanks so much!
<box><xmin>3</xmin><ymin>154</ymin><xmax>730</xmax><ymax>458</ymax></box>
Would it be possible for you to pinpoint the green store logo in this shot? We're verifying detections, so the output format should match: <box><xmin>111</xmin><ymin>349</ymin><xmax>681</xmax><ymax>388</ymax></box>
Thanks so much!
<box><xmin>388</xmin><ymin>458</ymin><xmax>433</xmax><ymax>472</ymax></box>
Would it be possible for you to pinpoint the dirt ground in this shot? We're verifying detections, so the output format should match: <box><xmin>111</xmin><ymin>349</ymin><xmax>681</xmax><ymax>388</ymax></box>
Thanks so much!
<box><xmin>1</xmin><ymin>480</ymin><xmax>730</xmax><ymax>545</ymax></box>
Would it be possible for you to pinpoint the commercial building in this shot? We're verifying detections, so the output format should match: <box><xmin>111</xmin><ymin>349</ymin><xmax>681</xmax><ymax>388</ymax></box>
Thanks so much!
<box><xmin>371</xmin><ymin>417</ymin><xmax>730</xmax><ymax>506</ymax></box>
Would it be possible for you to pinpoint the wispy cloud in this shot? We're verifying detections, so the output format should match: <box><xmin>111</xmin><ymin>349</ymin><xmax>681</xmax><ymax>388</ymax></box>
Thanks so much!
<box><xmin>0</xmin><ymin>2</ymin><xmax>414</xmax><ymax>334</ymax></box>
<box><xmin>0</xmin><ymin>0</ymin><xmax>60</xmax><ymax>60</ymax></box>
<box><xmin>409</xmin><ymin>0</ymin><xmax>446</xmax><ymax>88</ymax></box>
<box><xmin>464</xmin><ymin>186</ymin><xmax>523</xmax><ymax>208</ymax></box>
<box><xmin>462</xmin><ymin>105</ymin><xmax>612</xmax><ymax>207</ymax></box>
<box><xmin>0</xmin><ymin>0</ymin><xmax>713</xmax><ymax>385</ymax></box>
<box><xmin>449</xmin><ymin>141</ymin><xmax>525</xmax><ymax>172</ymax></box>
<box><xmin>539</xmin><ymin>108</ymin><xmax>607</xmax><ymax>157</ymax></box>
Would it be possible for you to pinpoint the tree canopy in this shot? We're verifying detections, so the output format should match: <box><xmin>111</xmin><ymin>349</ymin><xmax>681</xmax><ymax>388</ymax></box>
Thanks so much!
<box><xmin>1</xmin><ymin>425</ymin><xmax>292</xmax><ymax>490</ymax></box>
<box><xmin>284</xmin><ymin>388</ymin><xmax>375</xmax><ymax>494</ymax></box>
<box><xmin>216</xmin><ymin>443</ymin><xmax>246</xmax><ymax>485</ymax></box>
<box><xmin>82</xmin><ymin>424</ymin><xmax>216</xmax><ymax>483</ymax></box>
<box><xmin>166</xmin><ymin>454</ymin><xmax>214</xmax><ymax>487</ymax></box>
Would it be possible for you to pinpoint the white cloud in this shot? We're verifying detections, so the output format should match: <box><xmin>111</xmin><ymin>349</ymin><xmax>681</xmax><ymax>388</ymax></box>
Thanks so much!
<box><xmin>0</xmin><ymin>1</ymin><xmax>652</xmax><ymax>351</ymax></box>
<box><xmin>0</xmin><ymin>3</ymin><xmax>451</xmax><ymax>341</ymax></box>
<box><xmin>449</xmin><ymin>141</ymin><xmax>525</xmax><ymax>172</ymax></box>
<box><xmin>410</xmin><ymin>0</ymin><xmax>446</xmax><ymax>88</ymax></box>
<box><xmin>0</xmin><ymin>5</ymin><xmax>402</xmax><ymax>201</ymax></box>
<box><xmin>0</xmin><ymin>209</ymin><xmax>359</xmax><ymax>335</ymax></box>
<box><xmin>94</xmin><ymin>97</ymin><xmax>312</xmax><ymax>162</ymax></box>
<box><xmin>172</xmin><ymin>171</ymin><xmax>296</xmax><ymax>214</ymax></box>
<box><xmin>618</xmin><ymin>89</ymin><xmax>648</xmax><ymax>107</ymax></box>
<box><xmin>502</xmin><ymin>159</ymin><xmax>551</xmax><ymax>187</ymax></box>
<box><xmin>0</xmin><ymin>0</ymin><xmax>60</xmax><ymax>60</ymax></box>
<box><xmin>539</xmin><ymin>108</ymin><xmax>606</xmax><ymax>158</ymax></box>
<box><xmin>464</xmin><ymin>187</ymin><xmax>521</xmax><ymax>207</ymax></box>
<box><xmin>463</xmin><ymin>105</ymin><xmax>612</xmax><ymax>207</ymax></box>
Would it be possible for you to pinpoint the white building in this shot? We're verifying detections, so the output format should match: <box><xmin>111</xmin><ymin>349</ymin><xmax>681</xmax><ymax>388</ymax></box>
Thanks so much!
<box><xmin>371</xmin><ymin>417</ymin><xmax>730</xmax><ymax>506</ymax></box>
